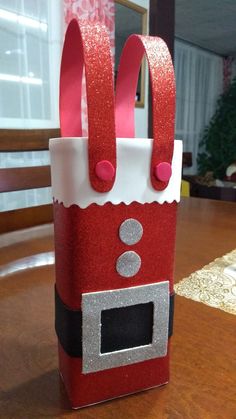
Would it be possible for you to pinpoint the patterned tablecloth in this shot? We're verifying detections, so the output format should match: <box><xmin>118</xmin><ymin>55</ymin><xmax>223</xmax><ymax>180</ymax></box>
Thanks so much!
<box><xmin>175</xmin><ymin>249</ymin><xmax>236</xmax><ymax>315</ymax></box>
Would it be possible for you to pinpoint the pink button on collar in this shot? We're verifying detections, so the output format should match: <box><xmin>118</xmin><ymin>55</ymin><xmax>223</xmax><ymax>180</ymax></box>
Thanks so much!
<box><xmin>154</xmin><ymin>162</ymin><xmax>172</xmax><ymax>182</ymax></box>
<box><xmin>95</xmin><ymin>160</ymin><xmax>115</xmax><ymax>181</ymax></box>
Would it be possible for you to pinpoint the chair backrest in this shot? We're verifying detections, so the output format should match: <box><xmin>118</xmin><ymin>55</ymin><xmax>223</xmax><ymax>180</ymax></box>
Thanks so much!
<box><xmin>0</xmin><ymin>128</ymin><xmax>60</xmax><ymax>234</ymax></box>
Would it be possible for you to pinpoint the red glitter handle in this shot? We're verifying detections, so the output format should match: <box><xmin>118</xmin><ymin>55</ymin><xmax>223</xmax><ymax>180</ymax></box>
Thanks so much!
<box><xmin>115</xmin><ymin>35</ymin><xmax>175</xmax><ymax>191</ymax></box>
<box><xmin>60</xmin><ymin>19</ymin><xmax>116</xmax><ymax>193</ymax></box>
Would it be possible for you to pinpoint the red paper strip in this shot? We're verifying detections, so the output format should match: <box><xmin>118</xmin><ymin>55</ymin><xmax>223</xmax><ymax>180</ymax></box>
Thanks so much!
<box><xmin>115</xmin><ymin>35</ymin><xmax>175</xmax><ymax>191</ymax></box>
<box><xmin>60</xmin><ymin>19</ymin><xmax>116</xmax><ymax>192</ymax></box>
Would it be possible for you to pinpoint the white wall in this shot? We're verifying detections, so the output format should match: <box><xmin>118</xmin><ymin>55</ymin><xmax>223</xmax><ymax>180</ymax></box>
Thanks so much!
<box><xmin>130</xmin><ymin>0</ymin><xmax>148</xmax><ymax>6</ymax></box>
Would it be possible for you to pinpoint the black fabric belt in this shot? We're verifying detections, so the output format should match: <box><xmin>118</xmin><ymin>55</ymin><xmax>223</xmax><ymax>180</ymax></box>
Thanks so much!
<box><xmin>55</xmin><ymin>286</ymin><xmax>175</xmax><ymax>358</ymax></box>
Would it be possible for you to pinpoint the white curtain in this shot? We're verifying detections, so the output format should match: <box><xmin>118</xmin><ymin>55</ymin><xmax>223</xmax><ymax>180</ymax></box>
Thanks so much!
<box><xmin>232</xmin><ymin>60</ymin><xmax>236</xmax><ymax>79</ymax></box>
<box><xmin>174</xmin><ymin>39</ymin><xmax>223</xmax><ymax>174</ymax></box>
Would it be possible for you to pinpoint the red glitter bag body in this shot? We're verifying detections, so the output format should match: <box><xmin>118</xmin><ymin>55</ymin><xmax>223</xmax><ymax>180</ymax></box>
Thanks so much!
<box><xmin>50</xmin><ymin>19</ymin><xmax>182</xmax><ymax>409</ymax></box>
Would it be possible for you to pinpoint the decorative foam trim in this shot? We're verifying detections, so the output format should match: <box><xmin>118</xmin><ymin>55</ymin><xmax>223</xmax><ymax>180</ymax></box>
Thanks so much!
<box><xmin>82</xmin><ymin>282</ymin><xmax>169</xmax><ymax>373</ymax></box>
<box><xmin>49</xmin><ymin>138</ymin><xmax>182</xmax><ymax>208</ymax></box>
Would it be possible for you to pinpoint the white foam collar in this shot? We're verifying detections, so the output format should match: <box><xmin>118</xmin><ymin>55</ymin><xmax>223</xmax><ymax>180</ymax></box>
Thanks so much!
<box><xmin>49</xmin><ymin>138</ymin><xmax>182</xmax><ymax>208</ymax></box>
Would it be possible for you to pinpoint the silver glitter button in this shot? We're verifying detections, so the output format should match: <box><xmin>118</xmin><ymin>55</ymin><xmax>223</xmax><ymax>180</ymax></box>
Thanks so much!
<box><xmin>119</xmin><ymin>218</ymin><xmax>143</xmax><ymax>245</ymax></box>
<box><xmin>116</xmin><ymin>251</ymin><xmax>141</xmax><ymax>277</ymax></box>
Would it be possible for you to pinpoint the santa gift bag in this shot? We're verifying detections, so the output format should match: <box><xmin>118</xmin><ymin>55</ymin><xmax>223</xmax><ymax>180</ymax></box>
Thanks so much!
<box><xmin>49</xmin><ymin>19</ymin><xmax>182</xmax><ymax>409</ymax></box>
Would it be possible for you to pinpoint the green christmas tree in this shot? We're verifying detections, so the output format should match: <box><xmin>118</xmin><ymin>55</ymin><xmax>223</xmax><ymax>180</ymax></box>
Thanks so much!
<box><xmin>197</xmin><ymin>76</ymin><xmax>236</xmax><ymax>179</ymax></box>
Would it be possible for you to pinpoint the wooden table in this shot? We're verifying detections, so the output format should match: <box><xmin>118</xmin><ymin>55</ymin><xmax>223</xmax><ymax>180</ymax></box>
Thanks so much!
<box><xmin>0</xmin><ymin>198</ymin><xmax>235</xmax><ymax>418</ymax></box>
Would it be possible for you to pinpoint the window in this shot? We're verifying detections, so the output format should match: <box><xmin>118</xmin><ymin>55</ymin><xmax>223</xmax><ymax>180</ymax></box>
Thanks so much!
<box><xmin>0</xmin><ymin>0</ymin><xmax>62</xmax><ymax>128</ymax></box>
<box><xmin>0</xmin><ymin>1</ymin><xmax>62</xmax><ymax>211</ymax></box>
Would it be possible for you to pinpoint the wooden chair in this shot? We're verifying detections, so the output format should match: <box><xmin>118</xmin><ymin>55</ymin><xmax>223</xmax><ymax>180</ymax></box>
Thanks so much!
<box><xmin>0</xmin><ymin>129</ymin><xmax>60</xmax><ymax>235</ymax></box>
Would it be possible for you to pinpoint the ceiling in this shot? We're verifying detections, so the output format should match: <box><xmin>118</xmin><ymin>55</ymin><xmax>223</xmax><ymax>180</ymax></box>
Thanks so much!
<box><xmin>175</xmin><ymin>0</ymin><xmax>236</xmax><ymax>56</ymax></box>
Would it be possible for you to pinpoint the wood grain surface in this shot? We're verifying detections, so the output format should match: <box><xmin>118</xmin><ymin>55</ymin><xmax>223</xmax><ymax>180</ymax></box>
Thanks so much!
<box><xmin>0</xmin><ymin>204</ymin><xmax>53</xmax><ymax>235</ymax></box>
<box><xmin>0</xmin><ymin>128</ymin><xmax>60</xmax><ymax>151</ymax></box>
<box><xmin>0</xmin><ymin>197</ymin><xmax>235</xmax><ymax>418</ymax></box>
<box><xmin>0</xmin><ymin>166</ymin><xmax>51</xmax><ymax>192</ymax></box>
